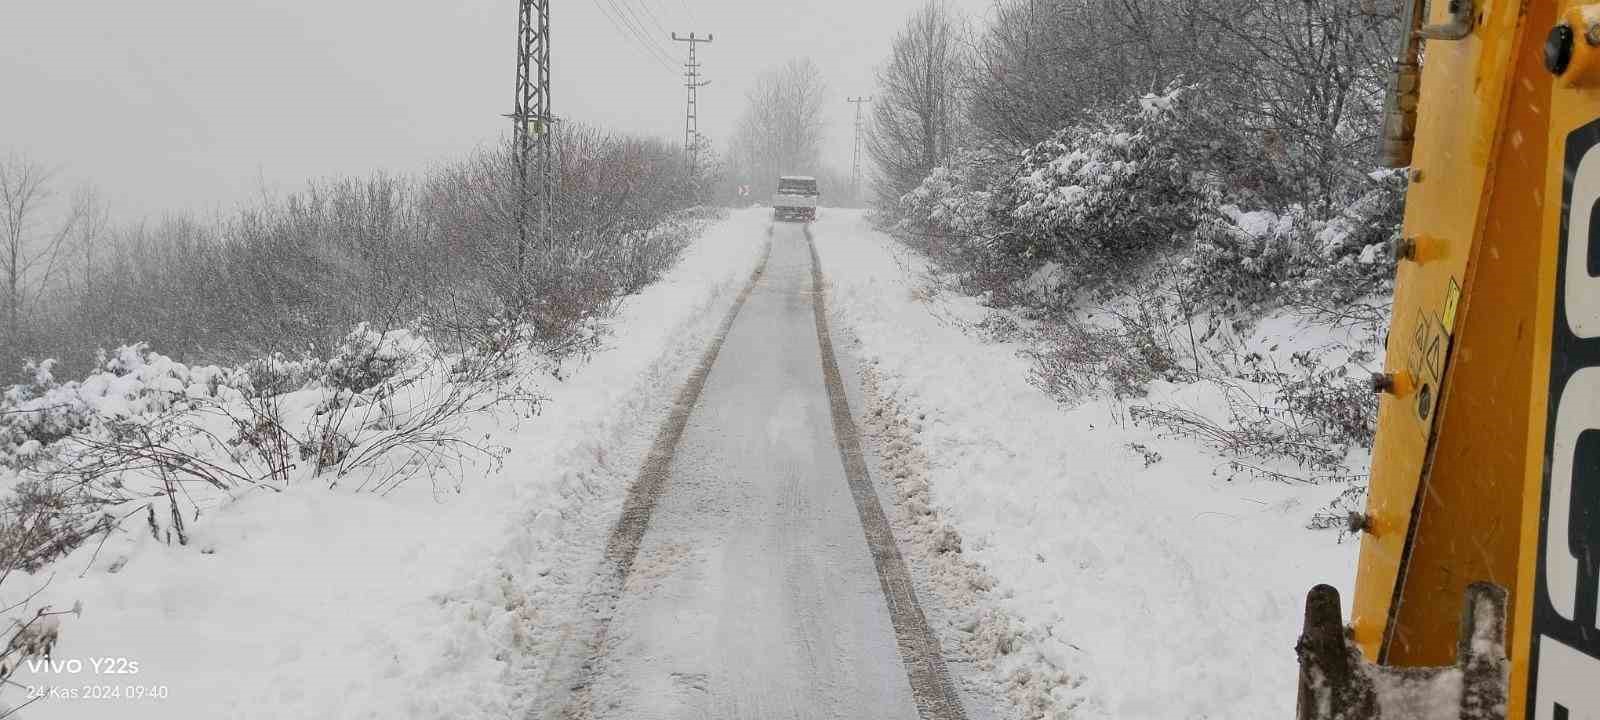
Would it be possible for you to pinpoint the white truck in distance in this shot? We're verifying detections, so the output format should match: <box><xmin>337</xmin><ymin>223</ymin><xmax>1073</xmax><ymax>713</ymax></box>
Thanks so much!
<box><xmin>772</xmin><ymin>176</ymin><xmax>818</xmax><ymax>223</ymax></box>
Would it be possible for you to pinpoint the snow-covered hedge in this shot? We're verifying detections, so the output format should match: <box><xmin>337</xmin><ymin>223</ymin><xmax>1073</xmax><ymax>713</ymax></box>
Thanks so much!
<box><xmin>1183</xmin><ymin>171</ymin><xmax>1404</xmax><ymax>315</ymax></box>
<box><xmin>899</xmin><ymin>87</ymin><xmax>1209</xmax><ymax>285</ymax></box>
<box><xmin>898</xmin><ymin>150</ymin><xmax>1001</xmax><ymax>243</ymax></box>
<box><xmin>995</xmin><ymin>86</ymin><xmax>1205</xmax><ymax>277</ymax></box>
<box><xmin>888</xmin><ymin>84</ymin><xmax>1403</xmax><ymax>321</ymax></box>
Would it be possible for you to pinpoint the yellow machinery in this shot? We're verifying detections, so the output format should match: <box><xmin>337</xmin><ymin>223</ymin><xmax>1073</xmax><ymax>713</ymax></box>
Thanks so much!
<box><xmin>1297</xmin><ymin>1</ymin><xmax>1600</xmax><ymax>718</ymax></box>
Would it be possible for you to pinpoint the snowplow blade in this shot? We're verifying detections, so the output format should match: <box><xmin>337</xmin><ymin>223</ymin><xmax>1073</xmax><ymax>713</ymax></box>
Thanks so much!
<box><xmin>1295</xmin><ymin>583</ymin><xmax>1508</xmax><ymax>720</ymax></box>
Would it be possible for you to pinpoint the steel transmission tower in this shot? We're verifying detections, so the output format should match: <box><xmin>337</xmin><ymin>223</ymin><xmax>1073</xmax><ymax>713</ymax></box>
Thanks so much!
<box><xmin>508</xmin><ymin>0</ymin><xmax>553</xmax><ymax>272</ymax></box>
<box><xmin>847</xmin><ymin>96</ymin><xmax>872</xmax><ymax>206</ymax></box>
<box><xmin>671</xmin><ymin>32</ymin><xmax>713</xmax><ymax>179</ymax></box>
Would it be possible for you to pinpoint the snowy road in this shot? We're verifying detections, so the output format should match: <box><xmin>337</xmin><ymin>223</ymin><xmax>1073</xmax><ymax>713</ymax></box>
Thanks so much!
<box><xmin>565</xmin><ymin>223</ymin><xmax>962</xmax><ymax>719</ymax></box>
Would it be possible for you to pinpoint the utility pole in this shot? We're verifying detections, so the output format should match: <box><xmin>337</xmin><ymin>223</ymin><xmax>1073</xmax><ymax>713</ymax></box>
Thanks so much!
<box><xmin>506</xmin><ymin>0</ymin><xmax>553</xmax><ymax>279</ymax></box>
<box><xmin>671</xmin><ymin>32</ymin><xmax>713</xmax><ymax>180</ymax></box>
<box><xmin>847</xmin><ymin>96</ymin><xmax>872</xmax><ymax>206</ymax></box>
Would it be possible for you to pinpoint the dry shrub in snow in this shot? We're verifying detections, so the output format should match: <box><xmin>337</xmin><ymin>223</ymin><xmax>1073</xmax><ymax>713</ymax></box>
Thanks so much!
<box><xmin>1268</xmin><ymin>350</ymin><xmax>1380</xmax><ymax>452</ymax></box>
<box><xmin>0</xmin><ymin>496</ymin><xmax>81</xmax><ymax>715</ymax></box>
<box><xmin>1025</xmin><ymin>269</ymin><xmax>1222</xmax><ymax>401</ymax></box>
<box><xmin>10</xmin><ymin>124</ymin><xmax>704</xmax><ymax>382</ymax></box>
<box><xmin>0</xmin><ymin>150</ymin><xmax>711</xmax><ymax>587</ymax></box>
<box><xmin>0</xmin><ymin>323</ymin><xmax>535</xmax><ymax>568</ymax></box>
<box><xmin>514</xmin><ymin>208</ymin><xmax>710</xmax><ymax>365</ymax></box>
<box><xmin>0</xmin><ymin>594</ymin><xmax>73</xmax><ymax>712</ymax></box>
<box><xmin>1020</xmin><ymin>270</ymin><xmax>1379</xmax><ymax>486</ymax></box>
<box><xmin>1127</xmin><ymin>349</ymin><xmax>1377</xmax><ymax>485</ymax></box>
<box><xmin>1307</xmin><ymin>484</ymin><xmax>1370</xmax><ymax>537</ymax></box>
<box><xmin>1027</xmin><ymin>314</ymin><xmax>1183</xmax><ymax>402</ymax></box>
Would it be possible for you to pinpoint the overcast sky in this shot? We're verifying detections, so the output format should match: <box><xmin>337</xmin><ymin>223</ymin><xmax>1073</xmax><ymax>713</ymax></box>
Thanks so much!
<box><xmin>1</xmin><ymin>0</ymin><xmax>991</xmax><ymax>222</ymax></box>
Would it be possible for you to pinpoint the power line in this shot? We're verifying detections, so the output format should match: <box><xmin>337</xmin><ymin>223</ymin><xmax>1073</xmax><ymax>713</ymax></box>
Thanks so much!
<box><xmin>606</xmin><ymin>0</ymin><xmax>678</xmax><ymax>68</ymax></box>
<box><xmin>588</xmin><ymin>0</ymin><xmax>677</xmax><ymax>73</ymax></box>
<box><xmin>600</xmin><ymin>0</ymin><xmax>678</xmax><ymax>70</ymax></box>
<box><xmin>629</xmin><ymin>0</ymin><xmax>672</xmax><ymax>38</ymax></box>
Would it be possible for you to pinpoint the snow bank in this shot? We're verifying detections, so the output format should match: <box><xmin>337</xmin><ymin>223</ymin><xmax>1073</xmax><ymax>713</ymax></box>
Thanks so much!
<box><xmin>812</xmin><ymin>210</ymin><xmax>1360</xmax><ymax>719</ymax></box>
<box><xmin>7</xmin><ymin>209</ymin><xmax>772</xmax><ymax>719</ymax></box>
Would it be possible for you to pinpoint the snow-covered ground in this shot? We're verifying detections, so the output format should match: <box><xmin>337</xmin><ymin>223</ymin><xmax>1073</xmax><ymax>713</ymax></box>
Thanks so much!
<box><xmin>812</xmin><ymin>210</ymin><xmax>1363</xmax><ymax>719</ymax></box>
<box><xmin>9</xmin><ymin>209</ymin><xmax>773</xmax><ymax>719</ymax></box>
<box><xmin>8</xmin><ymin>206</ymin><xmax>1367</xmax><ymax>720</ymax></box>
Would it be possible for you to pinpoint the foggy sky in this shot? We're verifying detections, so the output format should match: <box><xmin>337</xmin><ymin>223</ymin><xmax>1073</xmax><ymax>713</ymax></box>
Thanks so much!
<box><xmin>1</xmin><ymin>0</ymin><xmax>991</xmax><ymax>222</ymax></box>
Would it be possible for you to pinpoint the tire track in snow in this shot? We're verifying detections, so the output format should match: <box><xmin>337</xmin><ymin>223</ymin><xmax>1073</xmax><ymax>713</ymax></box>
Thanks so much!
<box><xmin>806</xmin><ymin>227</ymin><xmax>968</xmax><ymax>720</ymax></box>
<box><xmin>540</xmin><ymin>223</ymin><xmax>967</xmax><ymax>720</ymax></box>
<box><xmin>532</xmin><ymin>234</ymin><xmax>773</xmax><ymax>719</ymax></box>
<box><xmin>856</xmin><ymin>363</ymin><xmax>1080</xmax><ymax>719</ymax></box>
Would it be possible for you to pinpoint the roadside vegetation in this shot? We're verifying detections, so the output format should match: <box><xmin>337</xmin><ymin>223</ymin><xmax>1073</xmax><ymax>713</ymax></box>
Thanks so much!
<box><xmin>0</xmin><ymin>126</ymin><xmax>709</xmax><ymax>684</ymax></box>
<box><xmin>869</xmin><ymin>0</ymin><xmax>1402</xmax><ymax>503</ymax></box>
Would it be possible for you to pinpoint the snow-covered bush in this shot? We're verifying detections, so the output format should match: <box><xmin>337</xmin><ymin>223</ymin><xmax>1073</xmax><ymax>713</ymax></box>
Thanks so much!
<box><xmin>1183</xmin><ymin>171</ymin><xmax>1404</xmax><ymax>321</ymax></box>
<box><xmin>885</xmin><ymin>80</ymin><xmax>1403</xmax><ymax>320</ymax></box>
<box><xmin>1</xmin><ymin>361</ymin><xmax>89</xmax><ymax>461</ymax></box>
<box><xmin>236</xmin><ymin>352</ymin><xmax>325</xmax><ymax>398</ymax></box>
<box><xmin>993</xmin><ymin>86</ymin><xmax>1208</xmax><ymax>283</ymax></box>
<box><xmin>0</xmin><ymin>317</ymin><xmax>534</xmax><ymax>569</ymax></box>
<box><xmin>894</xmin><ymin>150</ymin><xmax>1037</xmax><ymax>302</ymax></box>
<box><xmin>898</xmin><ymin>150</ymin><xmax>1001</xmax><ymax>242</ymax></box>
<box><xmin>1183</xmin><ymin>205</ymin><xmax>1314</xmax><ymax>314</ymax></box>
<box><xmin>0</xmin><ymin>347</ymin><xmax>244</xmax><ymax>469</ymax></box>
<box><xmin>1290</xmin><ymin>170</ymin><xmax>1406</xmax><ymax>320</ymax></box>
<box><xmin>326</xmin><ymin>323</ymin><xmax>423</xmax><ymax>394</ymax></box>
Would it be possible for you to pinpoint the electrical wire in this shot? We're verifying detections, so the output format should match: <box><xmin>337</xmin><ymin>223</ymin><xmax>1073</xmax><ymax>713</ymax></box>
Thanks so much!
<box><xmin>604</xmin><ymin>0</ymin><xmax>675</xmax><ymax>69</ymax></box>
<box><xmin>605</xmin><ymin>0</ymin><xmax>678</xmax><ymax>66</ymax></box>
<box><xmin>628</xmin><ymin>0</ymin><xmax>672</xmax><ymax>39</ymax></box>
<box><xmin>586</xmin><ymin>0</ymin><xmax>678</xmax><ymax>74</ymax></box>
<box><xmin>604</xmin><ymin>0</ymin><xmax>677</xmax><ymax>71</ymax></box>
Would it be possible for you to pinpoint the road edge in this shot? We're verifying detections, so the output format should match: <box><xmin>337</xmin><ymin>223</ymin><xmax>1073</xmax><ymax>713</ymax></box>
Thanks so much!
<box><xmin>806</xmin><ymin>225</ymin><xmax>969</xmax><ymax>720</ymax></box>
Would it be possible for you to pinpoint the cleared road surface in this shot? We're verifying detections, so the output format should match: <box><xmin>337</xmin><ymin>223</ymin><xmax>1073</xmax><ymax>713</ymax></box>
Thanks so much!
<box><xmin>572</xmin><ymin>223</ymin><xmax>962</xmax><ymax>719</ymax></box>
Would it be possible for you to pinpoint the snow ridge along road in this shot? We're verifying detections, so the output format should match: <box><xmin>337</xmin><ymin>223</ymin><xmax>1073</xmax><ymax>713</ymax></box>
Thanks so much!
<box><xmin>807</xmin><ymin>231</ymin><xmax>966</xmax><ymax>720</ymax></box>
<box><xmin>552</xmin><ymin>222</ymin><xmax>966</xmax><ymax>720</ymax></box>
